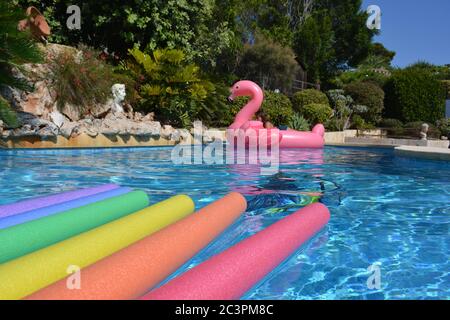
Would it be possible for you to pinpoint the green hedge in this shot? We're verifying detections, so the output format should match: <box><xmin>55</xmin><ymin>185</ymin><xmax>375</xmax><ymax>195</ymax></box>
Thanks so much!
<box><xmin>344</xmin><ymin>81</ymin><xmax>384</xmax><ymax>124</ymax></box>
<box><xmin>291</xmin><ymin>89</ymin><xmax>329</xmax><ymax>112</ymax></box>
<box><xmin>379</xmin><ymin>118</ymin><xmax>403</xmax><ymax>128</ymax></box>
<box><xmin>442</xmin><ymin>80</ymin><xmax>450</xmax><ymax>99</ymax></box>
<box><xmin>300</xmin><ymin>103</ymin><xmax>333</xmax><ymax>125</ymax></box>
<box><xmin>436</xmin><ymin>118</ymin><xmax>450</xmax><ymax>136</ymax></box>
<box><xmin>384</xmin><ymin>69</ymin><xmax>446</xmax><ymax>123</ymax></box>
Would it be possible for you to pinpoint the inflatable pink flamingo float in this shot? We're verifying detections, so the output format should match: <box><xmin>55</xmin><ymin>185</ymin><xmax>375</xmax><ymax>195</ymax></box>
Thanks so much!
<box><xmin>227</xmin><ymin>80</ymin><xmax>325</xmax><ymax>149</ymax></box>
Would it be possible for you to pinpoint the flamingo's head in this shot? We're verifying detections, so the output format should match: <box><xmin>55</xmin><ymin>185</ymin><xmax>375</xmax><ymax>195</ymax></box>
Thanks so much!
<box><xmin>228</xmin><ymin>80</ymin><xmax>263</xmax><ymax>103</ymax></box>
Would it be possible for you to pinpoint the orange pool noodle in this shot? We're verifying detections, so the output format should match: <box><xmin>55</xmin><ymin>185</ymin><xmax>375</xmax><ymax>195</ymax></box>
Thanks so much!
<box><xmin>26</xmin><ymin>192</ymin><xmax>247</xmax><ymax>300</ymax></box>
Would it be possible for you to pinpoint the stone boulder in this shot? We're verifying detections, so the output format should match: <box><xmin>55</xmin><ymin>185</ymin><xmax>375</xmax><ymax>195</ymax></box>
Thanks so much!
<box><xmin>49</xmin><ymin>110</ymin><xmax>67</xmax><ymax>128</ymax></box>
<box><xmin>18</xmin><ymin>81</ymin><xmax>55</xmax><ymax>117</ymax></box>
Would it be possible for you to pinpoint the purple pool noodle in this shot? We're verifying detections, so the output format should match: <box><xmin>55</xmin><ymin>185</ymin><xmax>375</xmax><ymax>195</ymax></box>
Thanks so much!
<box><xmin>0</xmin><ymin>187</ymin><xmax>132</xmax><ymax>230</ymax></box>
<box><xmin>0</xmin><ymin>184</ymin><xmax>119</xmax><ymax>219</ymax></box>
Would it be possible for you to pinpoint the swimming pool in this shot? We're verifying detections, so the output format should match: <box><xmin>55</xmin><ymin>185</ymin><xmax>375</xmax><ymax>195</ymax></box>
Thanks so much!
<box><xmin>0</xmin><ymin>146</ymin><xmax>448</xmax><ymax>300</ymax></box>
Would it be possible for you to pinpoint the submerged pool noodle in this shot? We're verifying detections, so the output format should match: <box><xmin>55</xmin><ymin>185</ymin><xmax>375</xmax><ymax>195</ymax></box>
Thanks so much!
<box><xmin>0</xmin><ymin>191</ymin><xmax>149</xmax><ymax>263</ymax></box>
<box><xmin>142</xmin><ymin>202</ymin><xmax>330</xmax><ymax>300</ymax></box>
<box><xmin>0</xmin><ymin>184</ymin><xmax>119</xmax><ymax>219</ymax></box>
<box><xmin>0</xmin><ymin>195</ymin><xmax>194</xmax><ymax>300</ymax></box>
<box><xmin>0</xmin><ymin>187</ymin><xmax>132</xmax><ymax>230</ymax></box>
<box><xmin>27</xmin><ymin>192</ymin><xmax>247</xmax><ymax>300</ymax></box>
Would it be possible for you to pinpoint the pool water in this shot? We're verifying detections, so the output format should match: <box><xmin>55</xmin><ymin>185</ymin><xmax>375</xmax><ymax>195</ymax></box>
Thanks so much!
<box><xmin>0</xmin><ymin>146</ymin><xmax>448</xmax><ymax>300</ymax></box>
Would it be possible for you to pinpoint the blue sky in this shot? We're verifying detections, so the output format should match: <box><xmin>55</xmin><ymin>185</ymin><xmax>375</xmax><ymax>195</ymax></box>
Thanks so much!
<box><xmin>362</xmin><ymin>0</ymin><xmax>450</xmax><ymax>67</ymax></box>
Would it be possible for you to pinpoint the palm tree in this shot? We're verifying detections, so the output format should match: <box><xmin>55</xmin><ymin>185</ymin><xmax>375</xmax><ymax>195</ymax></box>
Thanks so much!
<box><xmin>0</xmin><ymin>2</ymin><xmax>42</xmax><ymax>128</ymax></box>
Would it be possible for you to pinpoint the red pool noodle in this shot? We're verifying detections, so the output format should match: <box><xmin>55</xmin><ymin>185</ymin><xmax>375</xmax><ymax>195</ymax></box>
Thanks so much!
<box><xmin>142</xmin><ymin>202</ymin><xmax>330</xmax><ymax>300</ymax></box>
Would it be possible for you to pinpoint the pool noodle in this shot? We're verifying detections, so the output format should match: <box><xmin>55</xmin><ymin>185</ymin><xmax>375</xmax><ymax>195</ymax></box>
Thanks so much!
<box><xmin>142</xmin><ymin>202</ymin><xmax>330</xmax><ymax>300</ymax></box>
<box><xmin>0</xmin><ymin>187</ymin><xmax>132</xmax><ymax>230</ymax></box>
<box><xmin>0</xmin><ymin>191</ymin><xmax>149</xmax><ymax>263</ymax></box>
<box><xmin>0</xmin><ymin>195</ymin><xmax>194</xmax><ymax>300</ymax></box>
<box><xmin>0</xmin><ymin>184</ymin><xmax>119</xmax><ymax>219</ymax></box>
<box><xmin>27</xmin><ymin>192</ymin><xmax>247</xmax><ymax>300</ymax></box>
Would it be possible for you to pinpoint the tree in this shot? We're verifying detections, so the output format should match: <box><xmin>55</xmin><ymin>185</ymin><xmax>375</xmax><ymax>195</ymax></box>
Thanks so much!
<box><xmin>315</xmin><ymin>0</ymin><xmax>375</xmax><ymax>67</ymax></box>
<box><xmin>0</xmin><ymin>2</ymin><xmax>42</xmax><ymax>128</ymax></box>
<box><xmin>369</xmin><ymin>42</ymin><xmax>396</xmax><ymax>65</ymax></box>
<box><xmin>236</xmin><ymin>34</ymin><xmax>300</xmax><ymax>93</ymax></box>
<box><xmin>292</xmin><ymin>0</ymin><xmax>375</xmax><ymax>85</ymax></box>
<box><xmin>14</xmin><ymin>0</ymin><xmax>234</xmax><ymax>69</ymax></box>
<box><xmin>292</xmin><ymin>14</ymin><xmax>334</xmax><ymax>83</ymax></box>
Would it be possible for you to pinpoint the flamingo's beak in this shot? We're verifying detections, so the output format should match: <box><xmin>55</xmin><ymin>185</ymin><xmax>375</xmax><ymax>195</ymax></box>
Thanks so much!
<box><xmin>227</xmin><ymin>96</ymin><xmax>234</xmax><ymax>103</ymax></box>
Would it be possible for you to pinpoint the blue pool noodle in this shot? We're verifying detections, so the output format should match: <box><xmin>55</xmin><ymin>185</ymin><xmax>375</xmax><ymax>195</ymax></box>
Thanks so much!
<box><xmin>0</xmin><ymin>187</ymin><xmax>133</xmax><ymax>230</ymax></box>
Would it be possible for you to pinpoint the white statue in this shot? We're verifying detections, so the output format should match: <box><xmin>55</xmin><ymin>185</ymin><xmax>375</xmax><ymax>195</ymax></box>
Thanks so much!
<box><xmin>111</xmin><ymin>84</ymin><xmax>126</xmax><ymax>114</ymax></box>
<box><xmin>420</xmin><ymin>123</ymin><xmax>429</xmax><ymax>141</ymax></box>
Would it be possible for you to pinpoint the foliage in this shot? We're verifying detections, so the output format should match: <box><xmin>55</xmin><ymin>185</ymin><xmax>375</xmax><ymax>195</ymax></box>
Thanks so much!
<box><xmin>49</xmin><ymin>46</ymin><xmax>131</xmax><ymax>118</ymax></box>
<box><xmin>127</xmin><ymin>47</ymin><xmax>217</xmax><ymax>127</ymax></box>
<box><xmin>292</xmin><ymin>13</ymin><xmax>334</xmax><ymax>83</ymax></box>
<box><xmin>291</xmin><ymin>89</ymin><xmax>329</xmax><ymax>112</ymax></box>
<box><xmin>289</xmin><ymin>113</ymin><xmax>310</xmax><ymax>131</ymax></box>
<box><xmin>436</xmin><ymin>118</ymin><xmax>450</xmax><ymax>137</ymax></box>
<box><xmin>300</xmin><ymin>103</ymin><xmax>333</xmax><ymax>125</ymax></box>
<box><xmin>292</xmin><ymin>0</ymin><xmax>375</xmax><ymax>85</ymax></box>
<box><xmin>441</xmin><ymin>80</ymin><xmax>450</xmax><ymax>99</ymax></box>
<box><xmin>327</xmin><ymin>89</ymin><xmax>367</xmax><ymax>131</ymax></box>
<box><xmin>259</xmin><ymin>91</ymin><xmax>294</xmax><ymax>126</ymax></box>
<box><xmin>350</xmin><ymin>114</ymin><xmax>375</xmax><ymax>130</ymax></box>
<box><xmin>0</xmin><ymin>2</ymin><xmax>43</xmax><ymax>127</ymax></box>
<box><xmin>236</xmin><ymin>34</ymin><xmax>300</xmax><ymax>93</ymax></box>
<box><xmin>379</xmin><ymin>118</ymin><xmax>403</xmax><ymax>128</ymax></box>
<box><xmin>314</xmin><ymin>0</ymin><xmax>375</xmax><ymax>67</ymax></box>
<box><xmin>384</xmin><ymin>68</ymin><xmax>446</xmax><ymax>123</ymax></box>
<box><xmin>227</xmin><ymin>90</ymin><xmax>294</xmax><ymax>127</ymax></box>
<box><xmin>14</xmin><ymin>0</ymin><xmax>235</xmax><ymax>70</ymax></box>
<box><xmin>368</xmin><ymin>43</ymin><xmax>396</xmax><ymax>66</ymax></box>
<box><xmin>332</xmin><ymin>67</ymin><xmax>390</xmax><ymax>89</ymax></box>
<box><xmin>0</xmin><ymin>97</ymin><xmax>19</xmax><ymax>128</ymax></box>
<box><xmin>344</xmin><ymin>81</ymin><xmax>384</xmax><ymax>124</ymax></box>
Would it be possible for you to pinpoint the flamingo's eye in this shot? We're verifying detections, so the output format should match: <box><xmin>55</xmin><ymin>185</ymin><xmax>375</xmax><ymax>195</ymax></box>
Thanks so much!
<box><xmin>235</xmin><ymin>86</ymin><xmax>239</xmax><ymax>89</ymax></box>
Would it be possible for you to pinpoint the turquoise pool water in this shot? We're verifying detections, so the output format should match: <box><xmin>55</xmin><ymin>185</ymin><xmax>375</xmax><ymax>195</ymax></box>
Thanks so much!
<box><xmin>0</xmin><ymin>146</ymin><xmax>448</xmax><ymax>300</ymax></box>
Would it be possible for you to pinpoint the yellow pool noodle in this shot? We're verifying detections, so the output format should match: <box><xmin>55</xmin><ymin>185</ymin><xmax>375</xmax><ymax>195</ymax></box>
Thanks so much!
<box><xmin>0</xmin><ymin>195</ymin><xmax>194</xmax><ymax>300</ymax></box>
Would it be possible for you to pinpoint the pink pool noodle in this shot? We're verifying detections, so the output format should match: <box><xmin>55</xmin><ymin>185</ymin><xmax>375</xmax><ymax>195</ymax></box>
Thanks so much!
<box><xmin>142</xmin><ymin>202</ymin><xmax>330</xmax><ymax>300</ymax></box>
<box><xmin>0</xmin><ymin>184</ymin><xmax>119</xmax><ymax>219</ymax></box>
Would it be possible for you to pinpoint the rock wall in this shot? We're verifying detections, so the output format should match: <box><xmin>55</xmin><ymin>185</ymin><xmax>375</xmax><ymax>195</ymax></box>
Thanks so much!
<box><xmin>0</xmin><ymin>43</ymin><xmax>188</xmax><ymax>147</ymax></box>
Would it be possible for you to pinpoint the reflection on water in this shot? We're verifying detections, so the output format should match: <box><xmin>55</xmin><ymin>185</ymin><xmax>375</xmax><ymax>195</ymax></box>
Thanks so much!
<box><xmin>0</xmin><ymin>146</ymin><xmax>449</xmax><ymax>299</ymax></box>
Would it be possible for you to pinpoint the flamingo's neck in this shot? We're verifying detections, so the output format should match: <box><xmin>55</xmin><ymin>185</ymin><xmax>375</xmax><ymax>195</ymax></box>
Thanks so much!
<box><xmin>230</xmin><ymin>88</ymin><xmax>264</xmax><ymax>130</ymax></box>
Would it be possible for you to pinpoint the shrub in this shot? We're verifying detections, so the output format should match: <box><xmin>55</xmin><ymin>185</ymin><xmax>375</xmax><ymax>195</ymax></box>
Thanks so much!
<box><xmin>289</xmin><ymin>113</ymin><xmax>310</xmax><ymax>131</ymax></box>
<box><xmin>436</xmin><ymin>118</ymin><xmax>450</xmax><ymax>136</ymax></box>
<box><xmin>326</xmin><ymin>89</ymin><xmax>368</xmax><ymax>131</ymax></box>
<box><xmin>403</xmin><ymin>121</ymin><xmax>440</xmax><ymax>139</ymax></box>
<box><xmin>228</xmin><ymin>90</ymin><xmax>294</xmax><ymax>127</ymax></box>
<box><xmin>0</xmin><ymin>97</ymin><xmax>19</xmax><ymax>128</ymax></box>
<box><xmin>351</xmin><ymin>114</ymin><xmax>375</xmax><ymax>130</ymax></box>
<box><xmin>292</xmin><ymin>89</ymin><xmax>329</xmax><ymax>112</ymax></box>
<box><xmin>344</xmin><ymin>81</ymin><xmax>384</xmax><ymax>124</ymax></box>
<box><xmin>300</xmin><ymin>103</ymin><xmax>333</xmax><ymax>125</ymax></box>
<box><xmin>259</xmin><ymin>91</ymin><xmax>294</xmax><ymax>126</ymax></box>
<box><xmin>379</xmin><ymin>118</ymin><xmax>403</xmax><ymax>128</ymax></box>
<box><xmin>0</xmin><ymin>2</ymin><xmax>42</xmax><ymax>126</ymax></box>
<box><xmin>50</xmin><ymin>46</ymin><xmax>131</xmax><ymax>118</ymax></box>
<box><xmin>384</xmin><ymin>68</ymin><xmax>446</xmax><ymax>123</ymax></box>
<box><xmin>127</xmin><ymin>47</ymin><xmax>217</xmax><ymax>127</ymax></box>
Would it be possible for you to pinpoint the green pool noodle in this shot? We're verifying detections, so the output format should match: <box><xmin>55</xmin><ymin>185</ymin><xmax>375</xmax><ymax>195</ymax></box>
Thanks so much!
<box><xmin>0</xmin><ymin>190</ymin><xmax>149</xmax><ymax>264</ymax></box>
